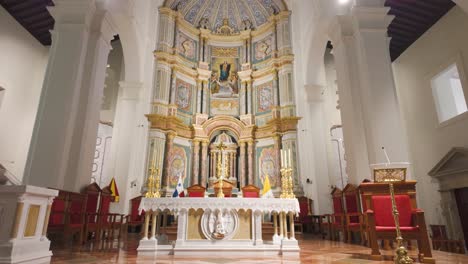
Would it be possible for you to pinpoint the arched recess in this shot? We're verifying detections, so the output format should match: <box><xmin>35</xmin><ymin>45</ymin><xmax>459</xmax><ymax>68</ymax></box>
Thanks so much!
<box><xmin>198</xmin><ymin>116</ymin><xmax>255</xmax><ymax>141</ymax></box>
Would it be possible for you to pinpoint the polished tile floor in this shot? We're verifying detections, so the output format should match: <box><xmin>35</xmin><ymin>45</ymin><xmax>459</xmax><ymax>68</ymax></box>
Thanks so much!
<box><xmin>50</xmin><ymin>234</ymin><xmax>468</xmax><ymax>264</ymax></box>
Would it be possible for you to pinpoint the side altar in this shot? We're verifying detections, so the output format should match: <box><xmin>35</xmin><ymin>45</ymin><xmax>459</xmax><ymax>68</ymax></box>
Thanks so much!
<box><xmin>137</xmin><ymin>197</ymin><xmax>300</xmax><ymax>256</ymax></box>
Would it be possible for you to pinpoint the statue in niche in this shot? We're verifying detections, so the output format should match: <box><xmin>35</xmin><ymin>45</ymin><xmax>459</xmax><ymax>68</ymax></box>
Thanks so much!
<box><xmin>199</xmin><ymin>17</ymin><xmax>210</xmax><ymax>30</ymax></box>
<box><xmin>240</xmin><ymin>19</ymin><xmax>252</xmax><ymax>31</ymax></box>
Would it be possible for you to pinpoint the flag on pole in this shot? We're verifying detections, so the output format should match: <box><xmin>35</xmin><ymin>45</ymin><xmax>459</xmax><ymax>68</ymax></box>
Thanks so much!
<box><xmin>262</xmin><ymin>174</ymin><xmax>274</xmax><ymax>198</ymax></box>
<box><xmin>109</xmin><ymin>177</ymin><xmax>120</xmax><ymax>202</ymax></box>
<box><xmin>172</xmin><ymin>174</ymin><xmax>185</xmax><ymax>198</ymax></box>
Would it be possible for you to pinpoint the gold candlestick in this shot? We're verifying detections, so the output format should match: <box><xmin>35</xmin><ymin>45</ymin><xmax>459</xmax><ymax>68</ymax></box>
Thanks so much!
<box><xmin>389</xmin><ymin>182</ymin><xmax>413</xmax><ymax>264</ymax></box>
<box><xmin>216</xmin><ymin>142</ymin><xmax>227</xmax><ymax>198</ymax></box>
<box><xmin>153</xmin><ymin>167</ymin><xmax>161</xmax><ymax>198</ymax></box>
<box><xmin>145</xmin><ymin>166</ymin><xmax>156</xmax><ymax>198</ymax></box>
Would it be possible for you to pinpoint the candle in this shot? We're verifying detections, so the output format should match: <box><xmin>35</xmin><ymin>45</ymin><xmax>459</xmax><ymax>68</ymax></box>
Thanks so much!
<box><xmin>287</xmin><ymin>149</ymin><xmax>291</xmax><ymax>168</ymax></box>
<box><xmin>152</xmin><ymin>139</ymin><xmax>157</xmax><ymax>165</ymax></box>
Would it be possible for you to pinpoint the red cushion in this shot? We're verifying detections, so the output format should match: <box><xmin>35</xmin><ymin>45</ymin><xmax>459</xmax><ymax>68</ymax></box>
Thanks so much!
<box><xmin>243</xmin><ymin>191</ymin><xmax>259</xmax><ymax>198</ymax></box>
<box><xmin>372</xmin><ymin>195</ymin><xmax>413</xmax><ymax>227</ymax></box>
<box><xmin>348</xmin><ymin>222</ymin><xmax>361</xmax><ymax>227</ymax></box>
<box><xmin>189</xmin><ymin>191</ymin><xmax>205</xmax><ymax>197</ymax></box>
<box><xmin>50</xmin><ymin>199</ymin><xmax>65</xmax><ymax>225</ymax></box>
<box><xmin>333</xmin><ymin>197</ymin><xmax>343</xmax><ymax>214</ymax></box>
<box><xmin>376</xmin><ymin>226</ymin><xmax>419</xmax><ymax>232</ymax></box>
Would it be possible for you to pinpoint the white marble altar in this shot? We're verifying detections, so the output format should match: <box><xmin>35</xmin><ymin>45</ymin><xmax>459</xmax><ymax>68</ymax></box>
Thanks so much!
<box><xmin>137</xmin><ymin>197</ymin><xmax>300</xmax><ymax>256</ymax></box>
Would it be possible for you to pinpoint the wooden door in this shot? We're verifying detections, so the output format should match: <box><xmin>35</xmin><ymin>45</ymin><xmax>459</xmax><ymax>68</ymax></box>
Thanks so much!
<box><xmin>455</xmin><ymin>188</ymin><xmax>468</xmax><ymax>244</ymax></box>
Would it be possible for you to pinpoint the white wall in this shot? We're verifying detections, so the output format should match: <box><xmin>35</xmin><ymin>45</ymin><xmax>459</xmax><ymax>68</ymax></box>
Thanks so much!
<box><xmin>393</xmin><ymin>6</ymin><xmax>468</xmax><ymax>225</ymax></box>
<box><xmin>0</xmin><ymin>8</ymin><xmax>48</xmax><ymax>182</ymax></box>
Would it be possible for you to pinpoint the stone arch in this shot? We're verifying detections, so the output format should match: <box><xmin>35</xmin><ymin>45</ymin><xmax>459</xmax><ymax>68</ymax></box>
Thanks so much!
<box><xmin>201</xmin><ymin>116</ymin><xmax>255</xmax><ymax>141</ymax></box>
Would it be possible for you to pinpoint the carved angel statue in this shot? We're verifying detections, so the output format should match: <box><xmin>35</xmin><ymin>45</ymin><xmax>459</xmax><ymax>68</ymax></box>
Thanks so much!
<box><xmin>240</xmin><ymin>19</ymin><xmax>252</xmax><ymax>31</ymax></box>
<box><xmin>213</xmin><ymin>210</ymin><xmax>226</xmax><ymax>239</ymax></box>
<box><xmin>199</xmin><ymin>17</ymin><xmax>210</xmax><ymax>30</ymax></box>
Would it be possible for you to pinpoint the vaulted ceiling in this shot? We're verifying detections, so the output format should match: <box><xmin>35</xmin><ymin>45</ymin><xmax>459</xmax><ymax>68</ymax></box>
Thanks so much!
<box><xmin>0</xmin><ymin>0</ymin><xmax>459</xmax><ymax>62</ymax></box>
<box><xmin>164</xmin><ymin>0</ymin><xmax>287</xmax><ymax>32</ymax></box>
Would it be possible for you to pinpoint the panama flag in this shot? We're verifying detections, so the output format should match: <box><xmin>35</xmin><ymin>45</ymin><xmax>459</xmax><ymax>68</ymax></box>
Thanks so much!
<box><xmin>262</xmin><ymin>174</ymin><xmax>274</xmax><ymax>198</ymax></box>
<box><xmin>172</xmin><ymin>174</ymin><xmax>185</xmax><ymax>198</ymax></box>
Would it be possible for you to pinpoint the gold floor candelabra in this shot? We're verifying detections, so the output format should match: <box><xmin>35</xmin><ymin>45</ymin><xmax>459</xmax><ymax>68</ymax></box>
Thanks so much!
<box><xmin>280</xmin><ymin>167</ymin><xmax>295</xmax><ymax>199</ymax></box>
<box><xmin>145</xmin><ymin>166</ymin><xmax>161</xmax><ymax>198</ymax></box>
<box><xmin>389</xmin><ymin>182</ymin><xmax>413</xmax><ymax>264</ymax></box>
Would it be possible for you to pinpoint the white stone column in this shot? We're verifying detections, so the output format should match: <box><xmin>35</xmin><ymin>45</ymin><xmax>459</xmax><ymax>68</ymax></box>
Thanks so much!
<box><xmin>191</xmin><ymin>140</ymin><xmax>200</xmax><ymax>185</ymax></box>
<box><xmin>109</xmin><ymin>81</ymin><xmax>142</xmax><ymax>214</ymax></box>
<box><xmin>329</xmin><ymin>2</ymin><xmax>410</xmax><ymax>182</ymax></box>
<box><xmin>254</xmin><ymin>211</ymin><xmax>263</xmax><ymax>245</ymax></box>
<box><xmin>23</xmin><ymin>0</ymin><xmax>115</xmax><ymax>192</ymax></box>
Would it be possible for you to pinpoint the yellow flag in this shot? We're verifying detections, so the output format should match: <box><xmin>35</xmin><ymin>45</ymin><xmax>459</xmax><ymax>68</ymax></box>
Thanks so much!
<box><xmin>262</xmin><ymin>174</ymin><xmax>273</xmax><ymax>198</ymax></box>
<box><xmin>109</xmin><ymin>178</ymin><xmax>120</xmax><ymax>202</ymax></box>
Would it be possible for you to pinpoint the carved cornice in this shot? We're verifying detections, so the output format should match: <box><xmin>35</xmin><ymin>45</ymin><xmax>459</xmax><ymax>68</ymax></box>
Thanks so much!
<box><xmin>255</xmin><ymin>116</ymin><xmax>301</xmax><ymax>139</ymax></box>
<box><xmin>146</xmin><ymin>114</ymin><xmax>193</xmax><ymax>138</ymax></box>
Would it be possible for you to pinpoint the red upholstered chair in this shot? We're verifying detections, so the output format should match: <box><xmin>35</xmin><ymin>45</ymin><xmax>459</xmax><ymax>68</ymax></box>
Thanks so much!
<box><xmin>82</xmin><ymin>183</ymin><xmax>101</xmax><ymax>242</ymax></box>
<box><xmin>48</xmin><ymin>190</ymin><xmax>87</xmax><ymax>244</ymax></box>
<box><xmin>364</xmin><ymin>186</ymin><xmax>434</xmax><ymax>263</ymax></box>
<box><xmin>294</xmin><ymin>196</ymin><xmax>313</xmax><ymax>233</ymax></box>
<box><xmin>242</xmin><ymin>184</ymin><xmax>260</xmax><ymax>198</ymax></box>
<box><xmin>343</xmin><ymin>184</ymin><xmax>366</xmax><ymax>245</ymax></box>
<box><xmin>321</xmin><ymin>187</ymin><xmax>345</xmax><ymax>240</ymax></box>
<box><xmin>187</xmin><ymin>184</ymin><xmax>206</xmax><ymax>197</ymax></box>
<box><xmin>125</xmin><ymin>196</ymin><xmax>145</xmax><ymax>233</ymax></box>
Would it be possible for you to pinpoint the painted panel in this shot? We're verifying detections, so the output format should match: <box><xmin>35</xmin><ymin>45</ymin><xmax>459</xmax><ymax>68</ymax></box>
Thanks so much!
<box><xmin>253</xmin><ymin>34</ymin><xmax>273</xmax><ymax>64</ymax></box>
<box><xmin>256</xmin><ymin>80</ymin><xmax>274</xmax><ymax>114</ymax></box>
<box><xmin>256</xmin><ymin>145</ymin><xmax>279</xmax><ymax>189</ymax></box>
<box><xmin>177</xmin><ymin>31</ymin><xmax>198</xmax><ymax>62</ymax></box>
<box><xmin>175</xmin><ymin>78</ymin><xmax>194</xmax><ymax>114</ymax></box>
<box><xmin>168</xmin><ymin>144</ymin><xmax>191</xmax><ymax>188</ymax></box>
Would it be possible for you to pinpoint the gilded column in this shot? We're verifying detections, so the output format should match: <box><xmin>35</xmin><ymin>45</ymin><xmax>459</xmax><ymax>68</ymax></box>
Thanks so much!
<box><xmin>191</xmin><ymin>140</ymin><xmax>200</xmax><ymax>185</ymax></box>
<box><xmin>164</xmin><ymin>131</ymin><xmax>176</xmax><ymax>190</ymax></box>
<box><xmin>247</xmin><ymin>140</ymin><xmax>255</xmax><ymax>185</ymax></box>
<box><xmin>239</xmin><ymin>141</ymin><xmax>246</xmax><ymax>188</ymax></box>
<box><xmin>201</xmin><ymin>140</ymin><xmax>209</xmax><ymax>187</ymax></box>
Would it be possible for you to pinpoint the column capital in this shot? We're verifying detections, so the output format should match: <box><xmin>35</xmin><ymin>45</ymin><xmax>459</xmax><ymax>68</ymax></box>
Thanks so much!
<box><xmin>351</xmin><ymin>4</ymin><xmax>394</xmax><ymax>32</ymax></box>
<box><xmin>166</xmin><ymin>131</ymin><xmax>177</xmax><ymax>140</ymax></box>
<box><xmin>48</xmin><ymin>0</ymin><xmax>96</xmax><ymax>26</ymax></box>
<box><xmin>328</xmin><ymin>16</ymin><xmax>355</xmax><ymax>48</ymax></box>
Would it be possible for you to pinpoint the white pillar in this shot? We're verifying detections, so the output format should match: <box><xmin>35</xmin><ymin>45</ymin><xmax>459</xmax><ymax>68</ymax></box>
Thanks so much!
<box><xmin>23</xmin><ymin>0</ymin><xmax>115</xmax><ymax>192</ymax></box>
<box><xmin>329</xmin><ymin>2</ymin><xmax>410</xmax><ymax>183</ymax></box>
<box><xmin>109</xmin><ymin>81</ymin><xmax>142</xmax><ymax>214</ymax></box>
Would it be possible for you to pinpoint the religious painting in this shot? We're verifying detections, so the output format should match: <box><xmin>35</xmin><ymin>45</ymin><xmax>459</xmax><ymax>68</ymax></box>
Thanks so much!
<box><xmin>210</xmin><ymin>47</ymin><xmax>240</xmax><ymax>116</ymax></box>
<box><xmin>253</xmin><ymin>34</ymin><xmax>273</xmax><ymax>64</ymax></box>
<box><xmin>210</xmin><ymin>99</ymin><xmax>239</xmax><ymax>116</ymax></box>
<box><xmin>175</xmin><ymin>78</ymin><xmax>193</xmax><ymax>114</ymax></box>
<box><xmin>177</xmin><ymin>31</ymin><xmax>197</xmax><ymax>62</ymax></box>
<box><xmin>256</xmin><ymin>81</ymin><xmax>274</xmax><ymax>114</ymax></box>
<box><xmin>168</xmin><ymin>145</ymin><xmax>190</xmax><ymax>188</ymax></box>
<box><xmin>256</xmin><ymin>146</ymin><xmax>279</xmax><ymax>188</ymax></box>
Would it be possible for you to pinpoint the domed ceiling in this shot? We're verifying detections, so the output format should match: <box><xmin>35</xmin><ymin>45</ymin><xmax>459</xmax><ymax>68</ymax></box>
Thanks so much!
<box><xmin>164</xmin><ymin>0</ymin><xmax>287</xmax><ymax>32</ymax></box>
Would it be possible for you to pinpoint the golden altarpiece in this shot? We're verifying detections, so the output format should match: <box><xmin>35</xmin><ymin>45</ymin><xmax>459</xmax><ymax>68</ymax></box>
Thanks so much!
<box><xmin>145</xmin><ymin>0</ymin><xmax>303</xmax><ymax>197</ymax></box>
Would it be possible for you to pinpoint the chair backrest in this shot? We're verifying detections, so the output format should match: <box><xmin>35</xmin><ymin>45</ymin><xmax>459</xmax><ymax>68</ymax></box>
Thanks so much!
<box><xmin>331</xmin><ymin>187</ymin><xmax>343</xmax><ymax>214</ymax></box>
<box><xmin>100</xmin><ymin>187</ymin><xmax>113</xmax><ymax>223</ymax></box>
<box><xmin>359</xmin><ymin>181</ymin><xmax>417</xmax><ymax>213</ymax></box>
<box><xmin>372</xmin><ymin>195</ymin><xmax>413</xmax><ymax>227</ymax></box>
<box><xmin>187</xmin><ymin>184</ymin><xmax>206</xmax><ymax>197</ymax></box>
<box><xmin>129</xmin><ymin>196</ymin><xmax>144</xmax><ymax>222</ymax></box>
<box><xmin>297</xmin><ymin>196</ymin><xmax>313</xmax><ymax>223</ymax></box>
<box><xmin>430</xmin><ymin>225</ymin><xmax>448</xmax><ymax>239</ymax></box>
<box><xmin>242</xmin><ymin>184</ymin><xmax>260</xmax><ymax>198</ymax></box>
<box><xmin>82</xmin><ymin>183</ymin><xmax>101</xmax><ymax>220</ymax></box>
<box><xmin>68</xmin><ymin>192</ymin><xmax>87</xmax><ymax>225</ymax></box>
<box><xmin>49</xmin><ymin>190</ymin><xmax>68</xmax><ymax>225</ymax></box>
<box><xmin>213</xmin><ymin>179</ymin><xmax>233</xmax><ymax>197</ymax></box>
<box><xmin>343</xmin><ymin>184</ymin><xmax>361</xmax><ymax>223</ymax></box>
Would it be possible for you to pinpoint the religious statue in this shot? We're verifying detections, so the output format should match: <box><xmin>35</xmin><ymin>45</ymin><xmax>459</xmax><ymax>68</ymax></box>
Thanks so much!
<box><xmin>199</xmin><ymin>17</ymin><xmax>210</xmax><ymax>30</ymax></box>
<box><xmin>216</xmin><ymin>18</ymin><xmax>235</xmax><ymax>35</ymax></box>
<box><xmin>240</xmin><ymin>19</ymin><xmax>252</xmax><ymax>31</ymax></box>
<box><xmin>212</xmin><ymin>210</ymin><xmax>226</xmax><ymax>239</ymax></box>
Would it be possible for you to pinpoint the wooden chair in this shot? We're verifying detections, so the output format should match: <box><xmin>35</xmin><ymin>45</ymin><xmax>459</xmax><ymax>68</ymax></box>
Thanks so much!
<box><xmin>103</xmin><ymin>186</ymin><xmax>124</xmax><ymax>240</ymax></box>
<box><xmin>430</xmin><ymin>225</ymin><xmax>465</xmax><ymax>254</ymax></box>
<box><xmin>343</xmin><ymin>184</ymin><xmax>366</xmax><ymax>245</ymax></box>
<box><xmin>125</xmin><ymin>196</ymin><xmax>145</xmax><ymax>233</ymax></box>
<box><xmin>242</xmin><ymin>184</ymin><xmax>260</xmax><ymax>198</ymax></box>
<box><xmin>360</xmin><ymin>181</ymin><xmax>434</xmax><ymax>263</ymax></box>
<box><xmin>320</xmin><ymin>187</ymin><xmax>345</xmax><ymax>240</ymax></box>
<box><xmin>213</xmin><ymin>179</ymin><xmax>234</xmax><ymax>197</ymax></box>
<box><xmin>82</xmin><ymin>183</ymin><xmax>101</xmax><ymax>242</ymax></box>
<box><xmin>295</xmin><ymin>196</ymin><xmax>313</xmax><ymax>233</ymax></box>
<box><xmin>48</xmin><ymin>190</ymin><xmax>87</xmax><ymax>244</ymax></box>
<box><xmin>187</xmin><ymin>184</ymin><xmax>206</xmax><ymax>197</ymax></box>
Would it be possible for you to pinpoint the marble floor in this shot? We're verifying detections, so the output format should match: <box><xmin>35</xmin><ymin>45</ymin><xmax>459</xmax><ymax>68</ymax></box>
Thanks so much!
<box><xmin>50</xmin><ymin>234</ymin><xmax>468</xmax><ymax>264</ymax></box>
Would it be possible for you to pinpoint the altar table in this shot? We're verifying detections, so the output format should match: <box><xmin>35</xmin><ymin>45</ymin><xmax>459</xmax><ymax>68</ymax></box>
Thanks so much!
<box><xmin>137</xmin><ymin>197</ymin><xmax>300</xmax><ymax>256</ymax></box>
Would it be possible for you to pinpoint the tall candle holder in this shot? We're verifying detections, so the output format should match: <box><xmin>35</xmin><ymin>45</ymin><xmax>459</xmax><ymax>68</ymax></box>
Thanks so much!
<box><xmin>216</xmin><ymin>142</ymin><xmax>227</xmax><ymax>198</ymax></box>
<box><xmin>145</xmin><ymin>166</ymin><xmax>156</xmax><ymax>198</ymax></box>
<box><xmin>280</xmin><ymin>149</ymin><xmax>295</xmax><ymax>199</ymax></box>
